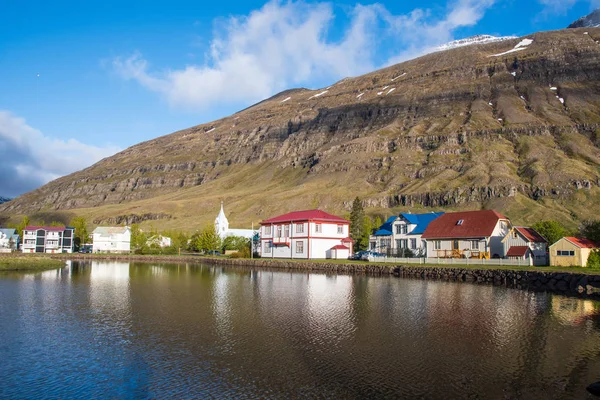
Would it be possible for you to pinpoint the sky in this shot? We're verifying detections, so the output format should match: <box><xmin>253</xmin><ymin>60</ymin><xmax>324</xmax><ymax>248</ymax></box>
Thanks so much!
<box><xmin>1</xmin><ymin>0</ymin><xmax>599</xmax><ymax>198</ymax></box>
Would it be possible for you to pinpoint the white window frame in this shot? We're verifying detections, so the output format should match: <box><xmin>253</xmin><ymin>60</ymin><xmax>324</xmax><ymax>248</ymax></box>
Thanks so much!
<box><xmin>264</xmin><ymin>241</ymin><xmax>272</xmax><ymax>254</ymax></box>
<box><xmin>315</xmin><ymin>224</ymin><xmax>322</xmax><ymax>233</ymax></box>
<box><xmin>296</xmin><ymin>223</ymin><xmax>304</xmax><ymax>234</ymax></box>
<box><xmin>264</xmin><ymin>226</ymin><xmax>272</xmax><ymax>235</ymax></box>
<box><xmin>410</xmin><ymin>238</ymin><xmax>417</xmax><ymax>249</ymax></box>
<box><xmin>296</xmin><ymin>241</ymin><xmax>304</xmax><ymax>254</ymax></box>
<box><xmin>434</xmin><ymin>240</ymin><xmax>441</xmax><ymax>250</ymax></box>
<box><xmin>471</xmin><ymin>240</ymin><xmax>479</xmax><ymax>250</ymax></box>
<box><xmin>337</xmin><ymin>225</ymin><xmax>343</xmax><ymax>234</ymax></box>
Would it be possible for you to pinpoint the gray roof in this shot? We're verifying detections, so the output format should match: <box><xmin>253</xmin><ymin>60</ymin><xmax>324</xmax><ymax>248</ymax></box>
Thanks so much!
<box><xmin>93</xmin><ymin>226</ymin><xmax>129</xmax><ymax>235</ymax></box>
<box><xmin>0</xmin><ymin>228</ymin><xmax>18</xmax><ymax>240</ymax></box>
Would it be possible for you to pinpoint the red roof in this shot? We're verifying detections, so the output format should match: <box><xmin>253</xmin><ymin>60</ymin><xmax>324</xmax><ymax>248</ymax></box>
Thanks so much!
<box><xmin>506</xmin><ymin>246</ymin><xmax>530</xmax><ymax>257</ymax></box>
<box><xmin>331</xmin><ymin>245</ymin><xmax>350</xmax><ymax>250</ymax></box>
<box><xmin>24</xmin><ymin>225</ymin><xmax>70</xmax><ymax>232</ymax></box>
<box><xmin>421</xmin><ymin>210</ymin><xmax>508</xmax><ymax>239</ymax></box>
<box><xmin>564</xmin><ymin>237</ymin><xmax>600</xmax><ymax>249</ymax></box>
<box><xmin>514</xmin><ymin>227</ymin><xmax>546</xmax><ymax>243</ymax></box>
<box><xmin>261</xmin><ymin>210</ymin><xmax>349</xmax><ymax>224</ymax></box>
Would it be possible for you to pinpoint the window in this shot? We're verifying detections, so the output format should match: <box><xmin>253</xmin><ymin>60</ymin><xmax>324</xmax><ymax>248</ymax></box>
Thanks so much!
<box><xmin>277</xmin><ymin>226</ymin><xmax>282</xmax><ymax>237</ymax></box>
<box><xmin>556</xmin><ymin>250</ymin><xmax>575</xmax><ymax>256</ymax></box>
<box><xmin>400</xmin><ymin>225</ymin><xmax>407</xmax><ymax>234</ymax></box>
<box><xmin>381</xmin><ymin>238</ymin><xmax>391</xmax><ymax>248</ymax></box>
<box><xmin>315</xmin><ymin>224</ymin><xmax>322</xmax><ymax>233</ymax></box>
<box><xmin>410</xmin><ymin>238</ymin><xmax>417</xmax><ymax>249</ymax></box>
<box><xmin>471</xmin><ymin>240</ymin><xmax>479</xmax><ymax>250</ymax></box>
<box><xmin>296</xmin><ymin>223</ymin><xmax>304</xmax><ymax>234</ymax></box>
<box><xmin>513</xmin><ymin>231</ymin><xmax>518</xmax><ymax>239</ymax></box>
<box><xmin>456</xmin><ymin>220</ymin><xmax>464</xmax><ymax>226</ymax></box>
<box><xmin>264</xmin><ymin>242</ymin><xmax>272</xmax><ymax>254</ymax></box>
<box><xmin>265</xmin><ymin>226</ymin><xmax>272</xmax><ymax>235</ymax></box>
<box><xmin>370</xmin><ymin>241</ymin><xmax>376</xmax><ymax>250</ymax></box>
<box><xmin>296</xmin><ymin>241</ymin><xmax>304</xmax><ymax>253</ymax></box>
<box><xmin>284</xmin><ymin>225</ymin><xmax>290</xmax><ymax>237</ymax></box>
<box><xmin>337</xmin><ymin>225</ymin><xmax>343</xmax><ymax>234</ymax></box>
<box><xmin>395</xmin><ymin>225</ymin><xmax>401</xmax><ymax>234</ymax></box>
<box><xmin>434</xmin><ymin>240</ymin><xmax>441</xmax><ymax>250</ymax></box>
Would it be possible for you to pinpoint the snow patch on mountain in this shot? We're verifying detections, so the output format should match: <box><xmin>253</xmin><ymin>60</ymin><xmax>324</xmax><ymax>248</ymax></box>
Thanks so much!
<box><xmin>434</xmin><ymin>35</ymin><xmax>517</xmax><ymax>52</ymax></box>
<box><xmin>490</xmin><ymin>38</ymin><xmax>533</xmax><ymax>57</ymax></box>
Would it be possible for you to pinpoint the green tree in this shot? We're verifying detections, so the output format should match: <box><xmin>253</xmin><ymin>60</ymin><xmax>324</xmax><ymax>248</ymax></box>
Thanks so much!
<box><xmin>16</xmin><ymin>216</ymin><xmax>30</xmax><ymax>239</ymax></box>
<box><xmin>350</xmin><ymin>197</ymin><xmax>365</xmax><ymax>250</ymax></box>
<box><xmin>373</xmin><ymin>216</ymin><xmax>383</xmax><ymax>231</ymax></box>
<box><xmin>70</xmin><ymin>216</ymin><xmax>88</xmax><ymax>250</ymax></box>
<box><xmin>360</xmin><ymin>216</ymin><xmax>373</xmax><ymax>251</ymax></box>
<box><xmin>532</xmin><ymin>220</ymin><xmax>569</xmax><ymax>246</ymax></box>
<box><xmin>50</xmin><ymin>221</ymin><xmax>65</xmax><ymax>227</ymax></box>
<box><xmin>130</xmin><ymin>224</ymin><xmax>148</xmax><ymax>254</ymax></box>
<box><xmin>222</xmin><ymin>235</ymin><xmax>250</xmax><ymax>252</ymax></box>
<box><xmin>580</xmin><ymin>219</ymin><xmax>600</xmax><ymax>243</ymax></box>
<box><xmin>587</xmin><ymin>250</ymin><xmax>600</xmax><ymax>269</ymax></box>
<box><xmin>196</xmin><ymin>224</ymin><xmax>222</xmax><ymax>254</ymax></box>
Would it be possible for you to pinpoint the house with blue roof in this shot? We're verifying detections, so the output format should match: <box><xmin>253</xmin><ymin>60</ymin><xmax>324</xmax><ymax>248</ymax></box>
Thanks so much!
<box><xmin>0</xmin><ymin>228</ymin><xmax>20</xmax><ymax>252</ymax></box>
<box><xmin>369</xmin><ymin>212</ymin><xmax>444</xmax><ymax>257</ymax></box>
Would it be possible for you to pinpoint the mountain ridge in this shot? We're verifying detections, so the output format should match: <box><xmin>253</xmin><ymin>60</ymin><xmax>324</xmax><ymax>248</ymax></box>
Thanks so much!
<box><xmin>2</xmin><ymin>27</ymin><xmax>600</xmax><ymax>231</ymax></box>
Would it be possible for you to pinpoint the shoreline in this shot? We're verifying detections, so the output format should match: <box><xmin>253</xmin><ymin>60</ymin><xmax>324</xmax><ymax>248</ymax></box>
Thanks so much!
<box><xmin>3</xmin><ymin>253</ymin><xmax>600</xmax><ymax>297</ymax></box>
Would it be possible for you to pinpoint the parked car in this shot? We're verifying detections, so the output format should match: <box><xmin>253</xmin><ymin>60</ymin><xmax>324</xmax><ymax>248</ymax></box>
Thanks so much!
<box><xmin>360</xmin><ymin>251</ymin><xmax>386</xmax><ymax>261</ymax></box>
<box><xmin>349</xmin><ymin>250</ymin><xmax>369</xmax><ymax>260</ymax></box>
<box><xmin>207</xmin><ymin>250</ymin><xmax>221</xmax><ymax>256</ymax></box>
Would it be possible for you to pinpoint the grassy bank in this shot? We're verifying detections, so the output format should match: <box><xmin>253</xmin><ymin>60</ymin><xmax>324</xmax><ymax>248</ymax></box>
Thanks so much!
<box><xmin>0</xmin><ymin>256</ymin><xmax>66</xmax><ymax>271</ymax></box>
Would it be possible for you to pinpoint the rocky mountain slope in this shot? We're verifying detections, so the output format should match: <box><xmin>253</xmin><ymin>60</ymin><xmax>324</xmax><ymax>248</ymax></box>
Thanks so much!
<box><xmin>0</xmin><ymin>197</ymin><xmax>11</xmax><ymax>205</ymax></box>
<box><xmin>2</xmin><ymin>28</ymin><xmax>600</xmax><ymax>230</ymax></box>
<box><xmin>568</xmin><ymin>9</ymin><xmax>600</xmax><ymax>28</ymax></box>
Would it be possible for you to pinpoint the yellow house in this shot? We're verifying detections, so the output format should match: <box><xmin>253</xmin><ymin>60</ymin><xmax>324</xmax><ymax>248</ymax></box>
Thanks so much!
<box><xmin>549</xmin><ymin>237</ymin><xmax>599</xmax><ymax>267</ymax></box>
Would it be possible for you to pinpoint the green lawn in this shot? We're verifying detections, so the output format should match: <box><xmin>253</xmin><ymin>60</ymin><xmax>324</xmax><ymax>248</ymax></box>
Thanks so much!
<box><xmin>0</xmin><ymin>256</ymin><xmax>66</xmax><ymax>271</ymax></box>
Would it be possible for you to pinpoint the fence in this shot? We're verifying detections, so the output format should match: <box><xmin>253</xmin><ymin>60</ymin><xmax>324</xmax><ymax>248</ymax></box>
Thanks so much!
<box><xmin>369</xmin><ymin>256</ymin><xmax>533</xmax><ymax>267</ymax></box>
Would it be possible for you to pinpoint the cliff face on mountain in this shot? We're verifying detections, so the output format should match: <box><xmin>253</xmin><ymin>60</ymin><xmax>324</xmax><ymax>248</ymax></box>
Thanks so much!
<box><xmin>568</xmin><ymin>9</ymin><xmax>600</xmax><ymax>28</ymax></box>
<box><xmin>2</xmin><ymin>28</ymin><xmax>600</xmax><ymax>229</ymax></box>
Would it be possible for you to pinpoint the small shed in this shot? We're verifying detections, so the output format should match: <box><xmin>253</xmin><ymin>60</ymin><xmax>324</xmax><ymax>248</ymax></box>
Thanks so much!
<box><xmin>549</xmin><ymin>237</ymin><xmax>599</xmax><ymax>267</ymax></box>
<box><xmin>506</xmin><ymin>246</ymin><xmax>533</xmax><ymax>265</ymax></box>
<box><xmin>329</xmin><ymin>244</ymin><xmax>350</xmax><ymax>260</ymax></box>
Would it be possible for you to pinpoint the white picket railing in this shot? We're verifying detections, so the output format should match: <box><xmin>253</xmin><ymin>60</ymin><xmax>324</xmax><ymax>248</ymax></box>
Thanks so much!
<box><xmin>369</xmin><ymin>256</ymin><xmax>532</xmax><ymax>267</ymax></box>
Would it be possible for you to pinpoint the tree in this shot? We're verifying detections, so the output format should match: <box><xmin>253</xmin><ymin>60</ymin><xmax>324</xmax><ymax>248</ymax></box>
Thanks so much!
<box><xmin>222</xmin><ymin>235</ymin><xmax>250</xmax><ymax>252</ymax></box>
<box><xmin>587</xmin><ymin>250</ymin><xmax>600</xmax><ymax>269</ymax></box>
<box><xmin>360</xmin><ymin>216</ymin><xmax>373</xmax><ymax>251</ymax></box>
<box><xmin>580</xmin><ymin>219</ymin><xmax>600</xmax><ymax>243</ymax></box>
<box><xmin>349</xmin><ymin>197</ymin><xmax>365</xmax><ymax>250</ymax></box>
<box><xmin>16</xmin><ymin>216</ymin><xmax>30</xmax><ymax>240</ymax></box>
<box><xmin>373</xmin><ymin>216</ymin><xmax>383</xmax><ymax>231</ymax></box>
<box><xmin>130</xmin><ymin>224</ymin><xmax>148</xmax><ymax>254</ymax></box>
<box><xmin>70</xmin><ymin>216</ymin><xmax>88</xmax><ymax>250</ymax></box>
<box><xmin>196</xmin><ymin>224</ymin><xmax>222</xmax><ymax>254</ymax></box>
<box><xmin>50</xmin><ymin>221</ymin><xmax>65</xmax><ymax>227</ymax></box>
<box><xmin>532</xmin><ymin>220</ymin><xmax>569</xmax><ymax>246</ymax></box>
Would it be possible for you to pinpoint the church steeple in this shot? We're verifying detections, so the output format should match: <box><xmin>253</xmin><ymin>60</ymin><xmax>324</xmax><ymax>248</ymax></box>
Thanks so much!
<box><xmin>215</xmin><ymin>201</ymin><xmax>229</xmax><ymax>237</ymax></box>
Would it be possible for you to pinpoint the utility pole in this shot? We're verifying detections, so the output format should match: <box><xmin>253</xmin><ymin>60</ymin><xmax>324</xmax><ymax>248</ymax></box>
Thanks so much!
<box><xmin>251</xmin><ymin>222</ymin><xmax>254</xmax><ymax>259</ymax></box>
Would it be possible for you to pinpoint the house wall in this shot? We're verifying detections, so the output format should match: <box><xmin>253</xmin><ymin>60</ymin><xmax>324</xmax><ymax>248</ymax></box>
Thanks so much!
<box><xmin>503</xmin><ymin>230</ymin><xmax>548</xmax><ymax>265</ymax></box>
<box><xmin>550</xmin><ymin>239</ymin><xmax>584</xmax><ymax>267</ymax></box>
<box><xmin>489</xmin><ymin>220</ymin><xmax>510</xmax><ymax>258</ymax></box>
<box><xmin>93</xmin><ymin>232</ymin><xmax>131</xmax><ymax>253</ymax></box>
<box><xmin>426</xmin><ymin>238</ymin><xmax>489</xmax><ymax>257</ymax></box>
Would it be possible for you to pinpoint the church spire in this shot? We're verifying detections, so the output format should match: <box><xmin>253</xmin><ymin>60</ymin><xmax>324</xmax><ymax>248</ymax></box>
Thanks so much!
<box><xmin>215</xmin><ymin>200</ymin><xmax>229</xmax><ymax>237</ymax></box>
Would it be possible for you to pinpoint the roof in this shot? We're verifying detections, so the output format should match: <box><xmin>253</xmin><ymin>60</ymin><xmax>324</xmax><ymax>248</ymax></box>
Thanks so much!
<box><xmin>400</xmin><ymin>212</ymin><xmax>445</xmax><ymax>234</ymax></box>
<box><xmin>331</xmin><ymin>244</ymin><xmax>350</xmax><ymax>250</ymax></box>
<box><xmin>506</xmin><ymin>246</ymin><xmax>530</xmax><ymax>257</ymax></box>
<box><xmin>93</xmin><ymin>226</ymin><xmax>129</xmax><ymax>235</ymax></box>
<box><xmin>513</xmin><ymin>227</ymin><xmax>547</xmax><ymax>243</ymax></box>
<box><xmin>0</xmin><ymin>228</ymin><xmax>17</xmax><ymax>237</ymax></box>
<box><xmin>374</xmin><ymin>216</ymin><xmax>397</xmax><ymax>236</ymax></box>
<box><xmin>421</xmin><ymin>210</ymin><xmax>508</xmax><ymax>239</ymax></box>
<box><xmin>261</xmin><ymin>210</ymin><xmax>349</xmax><ymax>224</ymax></box>
<box><xmin>563</xmin><ymin>237</ymin><xmax>600</xmax><ymax>249</ymax></box>
<box><xmin>24</xmin><ymin>226</ymin><xmax>73</xmax><ymax>232</ymax></box>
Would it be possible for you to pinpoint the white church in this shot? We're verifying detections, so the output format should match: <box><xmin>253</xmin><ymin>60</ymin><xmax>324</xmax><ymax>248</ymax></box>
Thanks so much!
<box><xmin>214</xmin><ymin>202</ymin><xmax>255</xmax><ymax>240</ymax></box>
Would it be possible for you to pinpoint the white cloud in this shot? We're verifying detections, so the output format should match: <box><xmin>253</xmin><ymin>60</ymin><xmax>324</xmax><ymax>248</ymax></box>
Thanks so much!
<box><xmin>0</xmin><ymin>111</ymin><xmax>121</xmax><ymax>197</ymax></box>
<box><xmin>113</xmin><ymin>0</ymin><xmax>496</xmax><ymax>110</ymax></box>
<box><xmin>537</xmin><ymin>0</ymin><xmax>600</xmax><ymax>15</ymax></box>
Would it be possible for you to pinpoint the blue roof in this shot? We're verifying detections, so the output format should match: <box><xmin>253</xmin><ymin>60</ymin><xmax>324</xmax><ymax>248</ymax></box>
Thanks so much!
<box><xmin>400</xmin><ymin>212</ymin><xmax>445</xmax><ymax>234</ymax></box>
<box><xmin>373</xmin><ymin>216</ymin><xmax>397</xmax><ymax>236</ymax></box>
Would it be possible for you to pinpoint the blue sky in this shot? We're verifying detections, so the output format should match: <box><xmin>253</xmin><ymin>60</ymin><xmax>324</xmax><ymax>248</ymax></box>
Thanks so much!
<box><xmin>1</xmin><ymin>0</ymin><xmax>599</xmax><ymax>197</ymax></box>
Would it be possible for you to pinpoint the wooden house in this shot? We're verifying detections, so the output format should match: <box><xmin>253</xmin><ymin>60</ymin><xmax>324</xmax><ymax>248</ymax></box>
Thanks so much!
<box><xmin>549</xmin><ymin>237</ymin><xmax>600</xmax><ymax>267</ymax></box>
<box><xmin>502</xmin><ymin>226</ymin><xmax>548</xmax><ymax>265</ymax></box>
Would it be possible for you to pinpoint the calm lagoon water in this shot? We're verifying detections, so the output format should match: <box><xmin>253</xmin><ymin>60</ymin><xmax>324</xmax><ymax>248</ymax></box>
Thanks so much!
<box><xmin>1</xmin><ymin>261</ymin><xmax>600</xmax><ymax>399</ymax></box>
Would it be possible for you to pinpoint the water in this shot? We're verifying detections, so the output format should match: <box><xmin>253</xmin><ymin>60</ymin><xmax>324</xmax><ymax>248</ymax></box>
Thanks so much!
<box><xmin>1</xmin><ymin>261</ymin><xmax>600</xmax><ymax>399</ymax></box>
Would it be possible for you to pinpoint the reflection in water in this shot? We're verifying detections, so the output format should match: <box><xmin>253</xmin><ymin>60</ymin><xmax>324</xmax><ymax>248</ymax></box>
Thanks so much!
<box><xmin>0</xmin><ymin>261</ymin><xmax>600</xmax><ymax>399</ymax></box>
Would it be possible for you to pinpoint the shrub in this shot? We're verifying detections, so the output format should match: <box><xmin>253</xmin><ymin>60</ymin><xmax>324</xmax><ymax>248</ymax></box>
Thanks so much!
<box><xmin>587</xmin><ymin>250</ymin><xmax>600</xmax><ymax>269</ymax></box>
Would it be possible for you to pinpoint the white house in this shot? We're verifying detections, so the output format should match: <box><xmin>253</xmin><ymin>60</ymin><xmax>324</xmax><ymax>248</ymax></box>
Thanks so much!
<box><xmin>502</xmin><ymin>226</ymin><xmax>548</xmax><ymax>265</ymax></box>
<box><xmin>92</xmin><ymin>226</ymin><xmax>131</xmax><ymax>253</ymax></box>
<box><xmin>421</xmin><ymin>210</ymin><xmax>511</xmax><ymax>259</ymax></box>
<box><xmin>370</xmin><ymin>212</ymin><xmax>444</xmax><ymax>257</ymax></box>
<box><xmin>147</xmin><ymin>235</ymin><xmax>172</xmax><ymax>248</ymax></box>
<box><xmin>260</xmin><ymin>209</ymin><xmax>352</xmax><ymax>259</ymax></box>
<box><xmin>215</xmin><ymin>202</ymin><xmax>255</xmax><ymax>240</ymax></box>
<box><xmin>22</xmin><ymin>226</ymin><xmax>75</xmax><ymax>253</ymax></box>
<box><xmin>0</xmin><ymin>228</ymin><xmax>19</xmax><ymax>252</ymax></box>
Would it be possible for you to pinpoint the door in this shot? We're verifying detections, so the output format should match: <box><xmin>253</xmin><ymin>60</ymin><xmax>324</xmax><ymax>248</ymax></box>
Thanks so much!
<box><xmin>453</xmin><ymin>240</ymin><xmax>459</xmax><ymax>250</ymax></box>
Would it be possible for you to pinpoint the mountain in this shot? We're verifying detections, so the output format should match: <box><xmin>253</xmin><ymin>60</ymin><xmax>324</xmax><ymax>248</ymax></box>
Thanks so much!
<box><xmin>0</xmin><ymin>197</ymin><xmax>10</xmax><ymax>205</ymax></box>
<box><xmin>568</xmin><ymin>9</ymin><xmax>600</xmax><ymax>28</ymax></box>
<box><xmin>2</xmin><ymin>28</ymin><xmax>600</xmax><ymax>230</ymax></box>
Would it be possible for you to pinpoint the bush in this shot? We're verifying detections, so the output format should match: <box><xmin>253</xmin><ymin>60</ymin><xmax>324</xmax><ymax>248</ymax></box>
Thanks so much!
<box><xmin>587</xmin><ymin>250</ymin><xmax>600</xmax><ymax>269</ymax></box>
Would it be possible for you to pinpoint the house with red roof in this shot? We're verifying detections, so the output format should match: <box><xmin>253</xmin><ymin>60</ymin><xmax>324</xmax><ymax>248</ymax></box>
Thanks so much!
<box><xmin>21</xmin><ymin>226</ymin><xmax>75</xmax><ymax>253</ymax></box>
<box><xmin>549</xmin><ymin>237</ymin><xmax>600</xmax><ymax>267</ymax></box>
<box><xmin>421</xmin><ymin>210</ymin><xmax>511</xmax><ymax>259</ymax></box>
<box><xmin>502</xmin><ymin>226</ymin><xmax>548</xmax><ymax>265</ymax></box>
<box><xmin>259</xmin><ymin>210</ymin><xmax>352</xmax><ymax>259</ymax></box>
